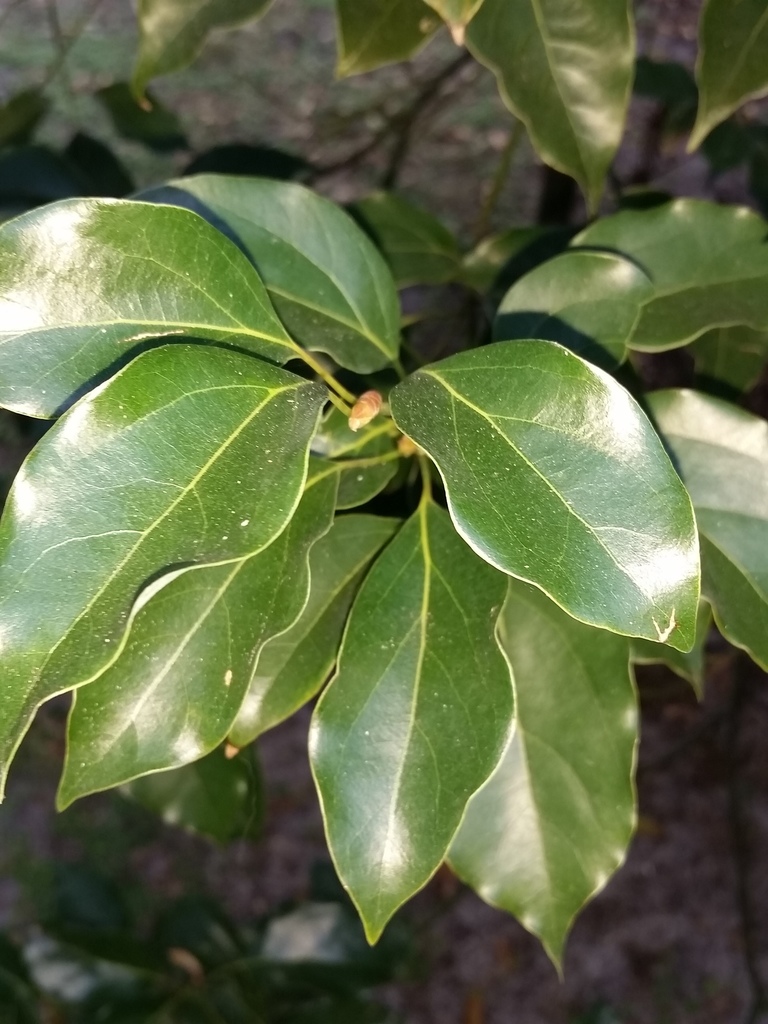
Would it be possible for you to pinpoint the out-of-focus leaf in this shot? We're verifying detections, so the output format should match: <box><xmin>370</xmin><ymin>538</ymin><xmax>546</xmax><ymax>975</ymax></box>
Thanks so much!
<box><xmin>0</xmin><ymin>146</ymin><xmax>86</xmax><ymax>205</ymax></box>
<box><xmin>648</xmin><ymin>389</ymin><xmax>768</xmax><ymax>671</ymax></box>
<box><xmin>122</xmin><ymin>748</ymin><xmax>263</xmax><ymax>843</ymax></box>
<box><xmin>133</xmin><ymin>0</ymin><xmax>275</xmax><ymax>96</ymax></box>
<box><xmin>335</xmin><ymin>0</ymin><xmax>441</xmax><ymax>76</ymax></box>
<box><xmin>64</xmin><ymin>134</ymin><xmax>134</xmax><ymax>197</ymax></box>
<box><xmin>633</xmin><ymin>57</ymin><xmax>697</xmax><ymax>134</ymax></box>
<box><xmin>495</xmin><ymin>250</ymin><xmax>653</xmax><ymax>367</ymax></box>
<box><xmin>390</xmin><ymin>340</ymin><xmax>701</xmax><ymax>649</ymax></box>
<box><xmin>310</xmin><ymin>501</ymin><xmax>513</xmax><ymax>942</ymax></box>
<box><xmin>691</xmin><ymin>0</ymin><xmax>768</xmax><ymax>149</ymax></box>
<box><xmin>0</xmin><ymin>89</ymin><xmax>48</xmax><ymax>148</ymax></box>
<box><xmin>467</xmin><ymin>0</ymin><xmax>635</xmax><ymax>208</ymax></box>
<box><xmin>96</xmin><ymin>84</ymin><xmax>186</xmax><ymax>151</ymax></box>
<box><xmin>690</xmin><ymin>324</ymin><xmax>768</xmax><ymax>396</ymax></box>
<box><xmin>184</xmin><ymin>143</ymin><xmax>311</xmax><ymax>180</ymax></box>
<box><xmin>229</xmin><ymin>514</ymin><xmax>399</xmax><ymax>746</ymax></box>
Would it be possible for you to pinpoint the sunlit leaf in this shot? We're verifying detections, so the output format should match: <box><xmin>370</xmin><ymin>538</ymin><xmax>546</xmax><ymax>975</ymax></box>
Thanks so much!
<box><xmin>229</xmin><ymin>514</ymin><xmax>399</xmax><ymax>746</ymax></box>
<box><xmin>310</xmin><ymin>500</ymin><xmax>513</xmax><ymax>942</ymax></box>
<box><xmin>0</xmin><ymin>344</ymin><xmax>325</xmax><ymax>796</ymax></box>
<box><xmin>390</xmin><ymin>340</ymin><xmax>700</xmax><ymax>648</ymax></box>
<box><xmin>334</xmin><ymin>0</ymin><xmax>441</xmax><ymax>76</ymax></box>
<box><xmin>466</xmin><ymin>0</ymin><xmax>635</xmax><ymax>208</ymax></box>
<box><xmin>450</xmin><ymin>578</ymin><xmax>637</xmax><ymax>967</ymax></box>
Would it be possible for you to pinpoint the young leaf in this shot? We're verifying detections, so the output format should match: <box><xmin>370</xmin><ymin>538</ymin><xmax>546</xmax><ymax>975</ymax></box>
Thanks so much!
<box><xmin>690</xmin><ymin>0</ymin><xmax>768</xmax><ymax>150</ymax></box>
<box><xmin>311</xmin><ymin>407</ymin><xmax>399</xmax><ymax>510</ymax></box>
<box><xmin>133</xmin><ymin>0</ymin><xmax>275</xmax><ymax>97</ymax></box>
<box><xmin>630</xmin><ymin>600</ymin><xmax>711</xmax><ymax>697</ymax></box>
<box><xmin>495</xmin><ymin>250</ymin><xmax>653</xmax><ymax>368</ymax></box>
<box><xmin>0</xmin><ymin>198</ymin><xmax>298</xmax><ymax>418</ymax></box>
<box><xmin>648</xmin><ymin>389</ymin><xmax>768</xmax><ymax>671</ymax></box>
<box><xmin>334</xmin><ymin>0</ymin><xmax>441</xmax><ymax>77</ymax></box>
<box><xmin>310</xmin><ymin>501</ymin><xmax>513</xmax><ymax>943</ymax></box>
<box><xmin>389</xmin><ymin>340</ymin><xmax>700</xmax><ymax>649</ymax></box>
<box><xmin>229</xmin><ymin>514</ymin><xmax>400</xmax><ymax>746</ymax></box>
<box><xmin>690</xmin><ymin>325</ymin><xmax>768</xmax><ymax>396</ymax></box>
<box><xmin>466</xmin><ymin>0</ymin><xmax>635</xmax><ymax>209</ymax></box>
<box><xmin>57</xmin><ymin>464</ymin><xmax>337</xmax><ymax>807</ymax></box>
<box><xmin>353</xmin><ymin>192</ymin><xmax>462</xmax><ymax>287</ymax></box>
<box><xmin>121</xmin><ymin>747</ymin><xmax>263</xmax><ymax>843</ymax></box>
<box><xmin>574</xmin><ymin>199</ymin><xmax>768</xmax><ymax>352</ymax></box>
<box><xmin>450</xmin><ymin>579</ymin><xmax>637</xmax><ymax>967</ymax></box>
<box><xmin>0</xmin><ymin>344</ymin><xmax>326</xmax><ymax>797</ymax></box>
<box><xmin>142</xmin><ymin>176</ymin><xmax>401</xmax><ymax>374</ymax></box>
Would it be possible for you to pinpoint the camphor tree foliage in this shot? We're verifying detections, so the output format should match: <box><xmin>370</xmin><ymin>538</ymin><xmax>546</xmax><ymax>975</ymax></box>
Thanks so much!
<box><xmin>1</xmin><ymin>0</ymin><xmax>768</xmax><ymax>983</ymax></box>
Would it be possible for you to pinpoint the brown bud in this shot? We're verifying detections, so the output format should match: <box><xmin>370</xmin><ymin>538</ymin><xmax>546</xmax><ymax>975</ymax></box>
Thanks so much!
<box><xmin>348</xmin><ymin>390</ymin><xmax>383</xmax><ymax>432</ymax></box>
<box><xmin>224</xmin><ymin>742</ymin><xmax>240</xmax><ymax>760</ymax></box>
<box><xmin>397</xmin><ymin>434</ymin><xmax>420</xmax><ymax>457</ymax></box>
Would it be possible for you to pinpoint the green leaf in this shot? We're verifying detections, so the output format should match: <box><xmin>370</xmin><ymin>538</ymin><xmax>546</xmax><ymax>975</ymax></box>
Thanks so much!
<box><xmin>648</xmin><ymin>389</ymin><xmax>768</xmax><ymax>670</ymax></box>
<box><xmin>423</xmin><ymin>0</ymin><xmax>484</xmax><ymax>34</ymax></box>
<box><xmin>310</xmin><ymin>500</ymin><xmax>513</xmax><ymax>942</ymax></box>
<box><xmin>633</xmin><ymin>58</ymin><xmax>697</xmax><ymax>135</ymax></box>
<box><xmin>311</xmin><ymin>407</ymin><xmax>400</xmax><ymax>510</ymax></box>
<box><xmin>96</xmin><ymin>84</ymin><xmax>186</xmax><ymax>152</ymax></box>
<box><xmin>121</xmin><ymin>747</ymin><xmax>262</xmax><ymax>843</ymax></box>
<box><xmin>0</xmin><ymin>344</ymin><xmax>325</xmax><ymax>796</ymax></box>
<box><xmin>0</xmin><ymin>197</ymin><xmax>300</xmax><ymax>418</ymax></box>
<box><xmin>574</xmin><ymin>199</ymin><xmax>768</xmax><ymax>352</ymax></box>
<box><xmin>334</xmin><ymin>0</ymin><xmax>441</xmax><ymax>77</ymax></box>
<box><xmin>389</xmin><ymin>340</ymin><xmax>700</xmax><ymax>648</ymax></box>
<box><xmin>450</xmin><ymin>578</ymin><xmax>637</xmax><ymax>967</ymax></box>
<box><xmin>0</xmin><ymin>89</ymin><xmax>48</xmax><ymax>148</ymax></box>
<box><xmin>495</xmin><ymin>250</ymin><xmax>653</xmax><ymax>368</ymax></box>
<box><xmin>57</xmin><ymin>463</ymin><xmax>337</xmax><ymax>806</ymax></box>
<box><xmin>630</xmin><ymin>600</ymin><xmax>711</xmax><ymax>696</ymax></box>
<box><xmin>690</xmin><ymin>0</ymin><xmax>768</xmax><ymax>150</ymax></box>
<box><xmin>466</xmin><ymin>0</ymin><xmax>635</xmax><ymax>209</ymax></box>
<box><xmin>133</xmin><ymin>0</ymin><xmax>275</xmax><ymax>96</ymax></box>
<box><xmin>229</xmin><ymin>514</ymin><xmax>400</xmax><ymax>746</ymax></box>
<box><xmin>144</xmin><ymin>176</ymin><xmax>401</xmax><ymax>375</ymax></box>
<box><xmin>690</xmin><ymin>324</ymin><xmax>768</xmax><ymax>396</ymax></box>
<box><xmin>353</xmin><ymin>192</ymin><xmax>462</xmax><ymax>287</ymax></box>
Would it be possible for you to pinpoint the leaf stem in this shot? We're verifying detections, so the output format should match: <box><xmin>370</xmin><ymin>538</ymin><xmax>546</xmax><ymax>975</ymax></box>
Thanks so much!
<box><xmin>473</xmin><ymin>118</ymin><xmax>526</xmax><ymax>243</ymax></box>
<box><xmin>418</xmin><ymin>453</ymin><xmax>433</xmax><ymax>504</ymax></box>
<box><xmin>296</xmin><ymin>349</ymin><xmax>357</xmax><ymax>407</ymax></box>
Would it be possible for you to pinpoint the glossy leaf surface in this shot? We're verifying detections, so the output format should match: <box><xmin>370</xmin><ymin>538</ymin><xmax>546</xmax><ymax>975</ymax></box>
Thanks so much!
<box><xmin>133</xmin><ymin>0</ymin><xmax>274</xmax><ymax>96</ymax></box>
<box><xmin>450</xmin><ymin>579</ymin><xmax>637</xmax><ymax>966</ymax></box>
<box><xmin>230</xmin><ymin>514</ymin><xmax>400</xmax><ymax>746</ymax></box>
<box><xmin>691</xmin><ymin>0</ymin><xmax>768</xmax><ymax>150</ymax></box>
<box><xmin>690</xmin><ymin>325</ymin><xmax>768</xmax><ymax>395</ymax></box>
<box><xmin>310</xmin><ymin>501</ymin><xmax>513</xmax><ymax>942</ymax></box>
<box><xmin>334</xmin><ymin>0</ymin><xmax>440</xmax><ymax>76</ymax></box>
<box><xmin>354</xmin><ymin>191</ymin><xmax>462</xmax><ymax>287</ymax></box>
<box><xmin>121</xmin><ymin>747</ymin><xmax>262</xmax><ymax>843</ymax></box>
<box><xmin>466</xmin><ymin>0</ymin><xmax>634</xmax><ymax>208</ymax></box>
<box><xmin>575</xmin><ymin>199</ymin><xmax>768</xmax><ymax>352</ymax></box>
<box><xmin>390</xmin><ymin>340</ymin><xmax>700</xmax><ymax>648</ymax></box>
<box><xmin>495</xmin><ymin>250</ymin><xmax>653</xmax><ymax>367</ymax></box>
<box><xmin>630</xmin><ymin>600</ymin><xmax>711</xmax><ymax>695</ymax></box>
<box><xmin>0</xmin><ymin>198</ymin><xmax>296</xmax><ymax>418</ymax></box>
<box><xmin>146</xmin><ymin>175</ymin><xmax>401</xmax><ymax>374</ymax></box>
<box><xmin>58</xmin><ymin>466</ymin><xmax>336</xmax><ymax>806</ymax></box>
<box><xmin>0</xmin><ymin>345</ymin><xmax>325</xmax><ymax>794</ymax></box>
<box><xmin>648</xmin><ymin>389</ymin><xmax>768</xmax><ymax>670</ymax></box>
<box><xmin>311</xmin><ymin>408</ymin><xmax>399</xmax><ymax>510</ymax></box>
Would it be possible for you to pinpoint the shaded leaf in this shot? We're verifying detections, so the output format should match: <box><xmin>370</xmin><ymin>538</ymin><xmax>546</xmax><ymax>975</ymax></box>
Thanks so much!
<box><xmin>142</xmin><ymin>176</ymin><xmax>401</xmax><ymax>374</ymax></box>
<box><xmin>466</xmin><ymin>0</ymin><xmax>635</xmax><ymax>208</ymax></box>
<box><xmin>648</xmin><ymin>389</ymin><xmax>768</xmax><ymax>670</ymax></box>
<box><xmin>310</xmin><ymin>500</ymin><xmax>513</xmax><ymax>942</ymax></box>
<box><xmin>335</xmin><ymin>0</ymin><xmax>441</xmax><ymax>77</ymax></box>
<box><xmin>574</xmin><ymin>198</ymin><xmax>768</xmax><ymax>352</ymax></box>
<box><xmin>0</xmin><ymin>146</ymin><xmax>86</xmax><ymax>206</ymax></box>
<box><xmin>690</xmin><ymin>324</ymin><xmax>768</xmax><ymax>396</ymax></box>
<box><xmin>0</xmin><ymin>89</ymin><xmax>48</xmax><ymax>148</ymax></box>
<box><xmin>58</xmin><ymin>464</ymin><xmax>336</xmax><ymax>806</ymax></box>
<box><xmin>311</xmin><ymin>407</ymin><xmax>400</xmax><ymax>509</ymax></box>
<box><xmin>495</xmin><ymin>250</ymin><xmax>653</xmax><ymax>368</ymax></box>
<box><xmin>64</xmin><ymin>134</ymin><xmax>134</xmax><ymax>197</ymax></box>
<box><xmin>390</xmin><ymin>340</ymin><xmax>700</xmax><ymax>648</ymax></box>
<box><xmin>0</xmin><ymin>344</ymin><xmax>325</xmax><ymax>796</ymax></box>
<box><xmin>353</xmin><ymin>191</ymin><xmax>462</xmax><ymax>287</ymax></box>
<box><xmin>450</xmin><ymin>579</ymin><xmax>637</xmax><ymax>966</ymax></box>
<box><xmin>184</xmin><ymin>143</ymin><xmax>311</xmax><ymax>180</ymax></box>
<box><xmin>133</xmin><ymin>0</ymin><xmax>275</xmax><ymax>96</ymax></box>
<box><xmin>0</xmin><ymin>197</ymin><xmax>298</xmax><ymax>417</ymax></box>
<box><xmin>633</xmin><ymin>57</ymin><xmax>697</xmax><ymax>134</ymax></box>
<box><xmin>229</xmin><ymin>514</ymin><xmax>400</xmax><ymax>746</ymax></box>
<box><xmin>691</xmin><ymin>0</ymin><xmax>768</xmax><ymax>150</ymax></box>
<box><xmin>630</xmin><ymin>599</ymin><xmax>711</xmax><ymax>695</ymax></box>
<box><xmin>96</xmin><ymin>84</ymin><xmax>186</xmax><ymax>151</ymax></box>
<box><xmin>122</xmin><ymin>747</ymin><xmax>263</xmax><ymax>843</ymax></box>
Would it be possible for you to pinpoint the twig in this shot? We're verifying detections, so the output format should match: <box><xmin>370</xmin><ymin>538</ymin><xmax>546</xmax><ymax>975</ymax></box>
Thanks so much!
<box><xmin>472</xmin><ymin>119</ymin><xmax>525</xmax><ymax>243</ymax></box>
<box><xmin>41</xmin><ymin>0</ymin><xmax>104</xmax><ymax>88</ymax></box>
